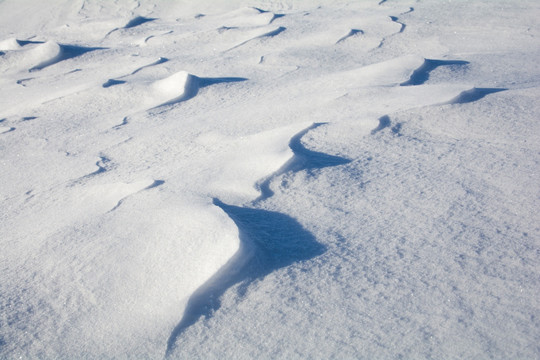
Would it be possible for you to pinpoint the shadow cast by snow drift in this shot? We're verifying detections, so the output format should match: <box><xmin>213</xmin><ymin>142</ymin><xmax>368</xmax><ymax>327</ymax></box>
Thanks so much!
<box><xmin>446</xmin><ymin>87</ymin><xmax>507</xmax><ymax>104</ymax></box>
<box><xmin>400</xmin><ymin>59</ymin><xmax>470</xmax><ymax>86</ymax></box>
<box><xmin>165</xmin><ymin>199</ymin><xmax>325</xmax><ymax>356</ymax></box>
<box><xmin>30</xmin><ymin>44</ymin><xmax>105</xmax><ymax>71</ymax></box>
<box><xmin>124</xmin><ymin>16</ymin><xmax>156</xmax><ymax>29</ymax></box>
<box><xmin>154</xmin><ymin>75</ymin><xmax>248</xmax><ymax>109</ymax></box>
<box><xmin>257</xmin><ymin>123</ymin><xmax>351</xmax><ymax>201</ymax></box>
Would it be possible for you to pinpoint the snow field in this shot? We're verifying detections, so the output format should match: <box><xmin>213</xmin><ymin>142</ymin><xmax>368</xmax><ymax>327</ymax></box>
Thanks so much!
<box><xmin>0</xmin><ymin>0</ymin><xmax>539</xmax><ymax>358</ymax></box>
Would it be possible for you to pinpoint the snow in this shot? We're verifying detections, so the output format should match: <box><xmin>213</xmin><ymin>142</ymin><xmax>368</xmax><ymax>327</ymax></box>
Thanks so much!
<box><xmin>1</xmin><ymin>0</ymin><xmax>539</xmax><ymax>358</ymax></box>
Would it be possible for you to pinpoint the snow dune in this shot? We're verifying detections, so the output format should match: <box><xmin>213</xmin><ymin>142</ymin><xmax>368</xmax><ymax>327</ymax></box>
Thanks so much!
<box><xmin>0</xmin><ymin>0</ymin><xmax>538</xmax><ymax>359</ymax></box>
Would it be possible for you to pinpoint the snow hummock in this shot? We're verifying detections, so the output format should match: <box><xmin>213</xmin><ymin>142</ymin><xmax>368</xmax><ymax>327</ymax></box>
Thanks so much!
<box><xmin>151</xmin><ymin>71</ymin><xmax>198</xmax><ymax>107</ymax></box>
<box><xmin>0</xmin><ymin>37</ymin><xmax>21</xmax><ymax>50</ymax></box>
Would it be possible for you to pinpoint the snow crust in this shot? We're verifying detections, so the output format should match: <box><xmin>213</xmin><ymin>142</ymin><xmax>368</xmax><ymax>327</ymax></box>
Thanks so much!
<box><xmin>0</xmin><ymin>0</ymin><xmax>539</xmax><ymax>358</ymax></box>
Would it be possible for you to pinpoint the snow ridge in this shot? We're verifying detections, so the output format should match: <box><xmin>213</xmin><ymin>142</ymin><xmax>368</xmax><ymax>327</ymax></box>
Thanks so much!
<box><xmin>165</xmin><ymin>198</ymin><xmax>325</xmax><ymax>356</ymax></box>
<box><xmin>165</xmin><ymin>121</ymin><xmax>350</xmax><ymax>354</ymax></box>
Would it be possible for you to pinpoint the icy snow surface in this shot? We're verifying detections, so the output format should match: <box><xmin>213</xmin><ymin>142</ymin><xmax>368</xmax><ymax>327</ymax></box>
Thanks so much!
<box><xmin>1</xmin><ymin>0</ymin><xmax>539</xmax><ymax>358</ymax></box>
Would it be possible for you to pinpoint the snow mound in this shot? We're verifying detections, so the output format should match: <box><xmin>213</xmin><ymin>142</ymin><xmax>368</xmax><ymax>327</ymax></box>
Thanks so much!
<box><xmin>28</xmin><ymin>40</ymin><xmax>63</xmax><ymax>71</ymax></box>
<box><xmin>151</xmin><ymin>71</ymin><xmax>199</xmax><ymax>106</ymax></box>
<box><xmin>0</xmin><ymin>37</ymin><xmax>21</xmax><ymax>50</ymax></box>
<box><xmin>0</xmin><ymin>40</ymin><xmax>63</xmax><ymax>72</ymax></box>
<box><xmin>0</xmin><ymin>40</ymin><xmax>102</xmax><ymax>73</ymax></box>
<box><xmin>202</xmin><ymin>122</ymin><xmax>311</xmax><ymax>204</ymax></box>
<box><xmin>345</xmin><ymin>55</ymin><xmax>426</xmax><ymax>87</ymax></box>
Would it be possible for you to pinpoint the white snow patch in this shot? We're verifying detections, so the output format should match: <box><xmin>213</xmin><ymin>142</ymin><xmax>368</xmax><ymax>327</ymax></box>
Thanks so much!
<box><xmin>0</xmin><ymin>37</ymin><xmax>21</xmax><ymax>50</ymax></box>
<box><xmin>151</xmin><ymin>71</ymin><xmax>198</xmax><ymax>107</ymax></box>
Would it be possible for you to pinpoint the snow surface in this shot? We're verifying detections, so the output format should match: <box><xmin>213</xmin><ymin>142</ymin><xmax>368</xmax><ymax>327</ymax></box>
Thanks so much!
<box><xmin>1</xmin><ymin>0</ymin><xmax>539</xmax><ymax>358</ymax></box>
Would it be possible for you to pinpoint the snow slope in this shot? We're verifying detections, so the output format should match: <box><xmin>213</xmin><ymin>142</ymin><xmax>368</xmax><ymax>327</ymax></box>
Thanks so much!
<box><xmin>0</xmin><ymin>0</ymin><xmax>539</xmax><ymax>358</ymax></box>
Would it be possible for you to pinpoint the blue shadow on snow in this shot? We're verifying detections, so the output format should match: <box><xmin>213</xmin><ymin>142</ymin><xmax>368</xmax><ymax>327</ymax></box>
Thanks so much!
<box><xmin>165</xmin><ymin>199</ymin><xmax>325</xmax><ymax>356</ymax></box>
<box><xmin>447</xmin><ymin>87</ymin><xmax>507</xmax><ymax>104</ymax></box>
<box><xmin>124</xmin><ymin>16</ymin><xmax>156</xmax><ymax>29</ymax></box>
<box><xmin>400</xmin><ymin>59</ymin><xmax>470</xmax><ymax>86</ymax></box>
<box><xmin>152</xmin><ymin>76</ymin><xmax>248</xmax><ymax>109</ymax></box>
<box><xmin>257</xmin><ymin>123</ymin><xmax>351</xmax><ymax>201</ymax></box>
<box><xmin>30</xmin><ymin>44</ymin><xmax>106</xmax><ymax>71</ymax></box>
<box><xmin>102</xmin><ymin>79</ymin><xmax>126</xmax><ymax>88</ymax></box>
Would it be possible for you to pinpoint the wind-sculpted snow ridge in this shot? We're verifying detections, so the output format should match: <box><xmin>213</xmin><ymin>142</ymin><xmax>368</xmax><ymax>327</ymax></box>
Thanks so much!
<box><xmin>151</xmin><ymin>71</ymin><xmax>199</xmax><ymax>107</ymax></box>
<box><xmin>0</xmin><ymin>126</ymin><xmax>15</xmax><ymax>134</ymax></box>
<box><xmin>336</xmin><ymin>29</ymin><xmax>364</xmax><ymax>44</ymax></box>
<box><xmin>124</xmin><ymin>16</ymin><xmax>156</xmax><ymax>29</ymax></box>
<box><xmin>103</xmin><ymin>57</ymin><xmax>168</xmax><ymax>87</ymax></box>
<box><xmin>102</xmin><ymin>78</ymin><xmax>126</xmax><ymax>88</ymax></box>
<box><xmin>389</xmin><ymin>16</ymin><xmax>405</xmax><ymax>33</ymax></box>
<box><xmin>400</xmin><ymin>59</ymin><xmax>470</xmax><ymax>86</ymax></box>
<box><xmin>164</xmin><ymin>48</ymin><xmax>508</xmax><ymax>352</ymax></box>
<box><xmin>393</xmin><ymin>58</ymin><xmax>506</xmax><ymax>104</ymax></box>
<box><xmin>165</xmin><ymin>42</ymin><xmax>512</xmax><ymax>360</ymax></box>
<box><xmin>0</xmin><ymin>40</ymin><xmax>103</xmax><ymax>72</ymax></box>
<box><xmin>0</xmin><ymin>38</ymin><xmax>45</xmax><ymax>52</ymax></box>
<box><xmin>130</xmin><ymin>57</ymin><xmax>168</xmax><ymax>75</ymax></box>
<box><xmin>166</xmin><ymin>122</ymin><xmax>348</xmax><ymax>353</ymax></box>
<box><xmin>150</xmin><ymin>71</ymin><xmax>247</xmax><ymax>108</ymax></box>
<box><xmin>166</xmin><ymin>198</ymin><xmax>325</xmax><ymax>356</ymax></box>
<box><xmin>445</xmin><ymin>87</ymin><xmax>508</xmax><ymax>105</ymax></box>
<box><xmin>105</xmin><ymin>16</ymin><xmax>157</xmax><ymax>37</ymax></box>
<box><xmin>225</xmin><ymin>26</ymin><xmax>286</xmax><ymax>52</ymax></box>
<box><xmin>257</xmin><ymin>123</ymin><xmax>351</xmax><ymax>201</ymax></box>
<box><xmin>100</xmin><ymin>70</ymin><xmax>248</xmax><ymax>116</ymax></box>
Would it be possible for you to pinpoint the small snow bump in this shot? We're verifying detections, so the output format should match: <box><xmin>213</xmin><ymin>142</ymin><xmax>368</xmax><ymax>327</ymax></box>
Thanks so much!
<box><xmin>0</xmin><ymin>126</ymin><xmax>15</xmax><ymax>134</ymax></box>
<box><xmin>0</xmin><ymin>37</ymin><xmax>21</xmax><ymax>50</ymax></box>
<box><xmin>446</xmin><ymin>87</ymin><xmax>507</xmax><ymax>105</ymax></box>
<box><xmin>102</xmin><ymin>79</ymin><xmax>126</xmax><ymax>88</ymax></box>
<box><xmin>124</xmin><ymin>16</ymin><xmax>156</xmax><ymax>29</ymax></box>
